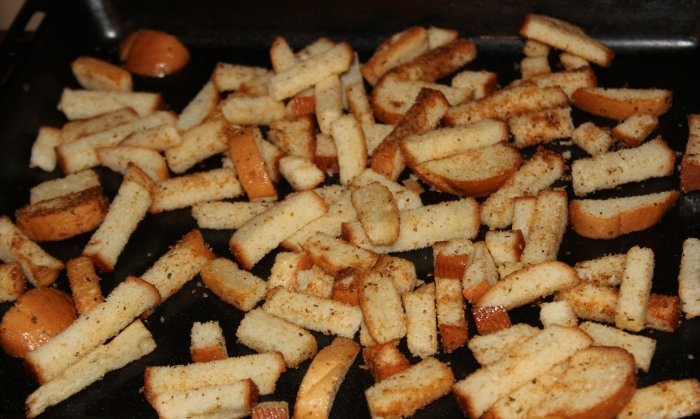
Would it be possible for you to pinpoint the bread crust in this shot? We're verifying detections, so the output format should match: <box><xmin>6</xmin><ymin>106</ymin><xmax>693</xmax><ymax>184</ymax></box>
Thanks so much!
<box><xmin>569</xmin><ymin>190</ymin><xmax>679</xmax><ymax>239</ymax></box>
<box><xmin>16</xmin><ymin>186</ymin><xmax>108</xmax><ymax>242</ymax></box>
<box><xmin>572</xmin><ymin>87</ymin><xmax>672</xmax><ymax>120</ymax></box>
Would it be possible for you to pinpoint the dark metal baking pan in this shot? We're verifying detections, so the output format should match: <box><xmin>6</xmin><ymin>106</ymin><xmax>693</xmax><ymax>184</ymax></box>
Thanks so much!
<box><xmin>1</xmin><ymin>0</ymin><xmax>699</xmax><ymax>418</ymax></box>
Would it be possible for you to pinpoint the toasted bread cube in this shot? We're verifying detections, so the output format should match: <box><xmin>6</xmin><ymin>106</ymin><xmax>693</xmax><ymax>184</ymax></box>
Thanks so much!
<box><xmin>279</xmin><ymin>156</ymin><xmax>325</xmax><ymax>191</ymax></box>
<box><xmin>509</xmin><ymin>107</ymin><xmax>573</xmax><ymax>149</ymax></box>
<box><xmin>191</xmin><ymin>200</ymin><xmax>273</xmax><ymax>230</ymax></box>
<box><xmin>301</xmin><ymin>232</ymin><xmax>378</xmax><ymax>275</ymax></box>
<box><xmin>363</xmin><ymin>343</ymin><xmax>410</xmax><ymax>382</ymax></box>
<box><xmin>615</xmin><ymin>246</ymin><xmax>655</xmax><ymax>332</ymax></box>
<box><xmin>679</xmin><ymin>237</ymin><xmax>700</xmax><ymax>319</ymax></box>
<box><xmin>71</xmin><ymin>56</ymin><xmax>133</xmax><ymax>92</ymax></box>
<box><xmin>403</xmin><ymin>283</ymin><xmax>438</xmax><ymax>358</ymax></box>
<box><xmin>211</xmin><ymin>62</ymin><xmax>268</xmax><ymax>92</ymax></box>
<box><xmin>434</xmin><ymin>238</ymin><xmax>475</xmax><ymax>280</ymax></box>
<box><xmin>331</xmin><ymin>270</ymin><xmax>361</xmax><ymax>306</ymax></box>
<box><xmin>237</xmin><ymin>308</ymin><xmax>317</xmax><ymax>368</ymax></box>
<box><xmin>314</xmin><ymin>133</ymin><xmax>339</xmax><ymax>173</ymax></box>
<box><xmin>611</xmin><ymin>113</ymin><xmax>658</xmax><ymax>147</ymax></box>
<box><xmin>263</xmin><ymin>288</ymin><xmax>362</xmax><ymax>339</ymax></box>
<box><xmin>539</xmin><ymin>300</ymin><xmax>578</xmax><ymax>328</ymax></box>
<box><xmin>484</xmin><ymin>230</ymin><xmax>524</xmax><ymax>266</ymax></box>
<box><xmin>190</xmin><ymin>321</ymin><xmax>228</xmax><ymax>363</ymax></box>
<box><xmin>0</xmin><ymin>262</ymin><xmax>25</xmax><ymax>302</ymax></box>
<box><xmin>511</xmin><ymin>196</ymin><xmax>537</xmax><ymax>241</ymax></box>
<box><xmin>147</xmin><ymin>379</ymin><xmax>258</xmax><ymax>419</ymax></box>
<box><xmin>520</xmin><ymin>55</ymin><xmax>551</xmax><ymax>79</ymax></box>
<box><xmin>351</xmin><ymin>182</ymin><xmax>399</xmax><ymax>246</ymax></box>
<box><xmin>572</xmin><ymin>121</ymin><xmax>613</xmax><ymax>156</ymax></box>
<box><xmin>66</xmin><ymin>256</ymin><xmax>104</xmax><ymax>314</ymax></box>
<box><xmin>97</xmin><ymin>146</ymin><xmax>169</xmax><ymax>181</ymax></box>
<box><xmin>467</xmin><ymin>323</ymin><xmax>540</xmax><ymax>366</ymax></box>
<box><xmin>574</xmin><ymin>253</ymin><xmax>626</xmax><ymax>286</ymax></box>
<box><xmin>451</xmin><ymin>70</ymin><xmax>498</xmax><ymax>99</ymax></box>
<box><xmin>365</xmin><ymin>357</ymin><xmax>454</xmax><ymax>419</ymax></box>
<box><xmin>140</xmin><ymin>230</ymin><xmax>215</xmax><ymax>302</ymax></box>
<box><xmin>351</xmin><ymin>168</ymin><xmax>423</xmax><ymax>211</ymax></box>
<box><xmin>201</xmin><ymin>258</ymin><xmax>266</xmax><ymax>312</ymax></box>
<box><xmin>30</xmin><ymin>126</ymin><xmax>65</xmax><ymax>172</ymax></box>
<box><xmin>268</xmin><ymin>251</ymin><xmax>313</xmax><ymax>291</ymax></box>
<box><xmin>166</xmin><ymin>117</ymin><xmax>233</xmax><ymax>174</ymax></box>
<box><xmin>618</xmin><ymin>379</ymin><xmax>700</xmax><ymax>419</ymax></box>
<box><xmin>251</xmin><ymin>401</ymin><xmax>290</xmax><ymax>419</ymax></box>
<box><xmin>359</xmin><ymin>268</ymin><xmax>407</xmax><ymax>344</ymax></box>
<box><xmin>221</xmin><ymin>94</ymin><xmax>286</xmax><ymax>126</ymax></box>
<box><xmin>268</xmin><ymin>115</ymin><xmax>316</xmax><ymax>160</ymax></box>
<box><xmin>462</xmin><ymin>241</ymin><xmax>497</xmax><ymax>303</ymax></box>
<box><xmin>472</xmin><ymin>305</ymin><xmax>512</xmax><ymax>335</ymax></box>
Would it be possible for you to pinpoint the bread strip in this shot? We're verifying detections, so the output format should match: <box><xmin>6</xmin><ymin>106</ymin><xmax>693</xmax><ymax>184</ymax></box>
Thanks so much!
<box><xmin>66</xmin><ymin>256</ymin><xmax>104</xmax><ymax>314</ymax></box>
<box><xmin>263</xmin><ymin>288</ymin><xmax>362</xmax><ymax>339</ymax></box>
<box><xmin>556</xmin><ymin>282</ymin><xmax>681</xmax><ymax>332</ymax></box>
<box><xmin>29</xmin><ymin>126</ymin><xmax>64</xmax><ymax>172</ymax></box>
<box><xmin>294</xmin><ymin>337</ymin><xmax>359</xmax><ymax>419</ymax></box>
<box><xmin>315</xmin><ymin>74</ymin><xmax>344</xmax><ymax>136</ymax></box>
<box><xmin>452</xmin><ymin>325</ymin><xmax>592</xmax><ymax>418</ymax></box>
<box><xmin>679</xmin><ymin>237</ymin><xmax>700</xmax><ymax>319</ymax></box>
<box><xmin>480</xmin><ymin>148</ymin><xmax>565</xmax><ymax>229</ymax></box>
<box><xmin>83</xmin><ymin>173</ymin><xmax>153</xmax><ymax>272</ymax></box>
<box><xmin>176</xmin><ymin>80</ymin><xmax>219</xmax><ymax>131</ymax></box>
<box><xmin>230</xmin><ymin>190</ymin><xmax>328</xmax><ymax>269</ymax></box>
<box><xmin>201</xmin><ymin>257</ymin><xmax>266</xmax><ymax>311</ymax></box>
<box><xmin>519</xmin><ymin>14</ymin><xmax>614</xmax><ymax>67</ymax></box>
<box><xmin>302</xmin><ymin>232</ymin><xmax>378</xmax><ymax>275</ymax></box>
<box><xmin>443</xmin><ymin>85</ymin><xmax>568</xmax><ymax>127</ymax></box>
<box><xmin>365</xmin><ymin>357</ymin><xmax>454</xmax><ymax>418</ymax></box>
<box><xmin>569</xmin><ymin>190</ymin><xmax>679</xmax><ymax>239</ymax></box>
<box><xmin>148</xmin><ymin>379</ymin><xmax>258</xmax><ymax>419</ymax></box>
<box><xmin>579</xmin><ymin>321</ymin><xmax>656</xmax><ymax>372</ymax></box>
<box><xmin>520</xmin><ymin>189</ymin><xmax>568</xmax><ymax>264</ymax></box>
<box><xmin>615</xmin><ymin>246</ymin><xmax>654</xmax><ymax>332</ymax></box>
<box><xmin>680</xmin><ymin>114</ymin><xmax>700</xmax><ymax>192</ymax></box>
<box><xmin>476</xmin><ymin>261</ymin><xmax>579</xmax><ymax>310</ymax></box>
<box><xmin>58</xmin><ymin>88</ymin><xmax>162</xmax><ymax>120</ymax></box>
<box><xmin>269</xmin><ymin>42</ymin><xmax>354</xmax><ymax>101</ymax></box>
<box><xmin>343</xmin><ymin>198</ymin><xmax>480</xmax><ymax>253</ymax></box>
<box><xmin>0</xmin><ymin>216</ymin><xmax>64</xmax><ymax>287</ymax></box>
<box><xmin>26</xmin><ymin>320</ymin><xmax>156</xmax><ymax>418</ymax></box>
<box><xmin>141</xmin><ymin>230</ymin><xmax>215</xmax><ymax>302</ymax></box>
<box><xmin>574</xmin><ymin>253</ymin><xmax>626</xmax><ymax>287</ymax></box>
<box><xmin>331</xmin><ymin>114</ymin><xmax>367</xmax><ymax>185</ymax></box>
<box><xmin>144</xmin><ymin>352</ymin><xmax>286</xmax><ymax>396</ymax></box>
<box><xmin>97</xmin><ymin>146</ymin><xmax>169</xmax><ymax>181</ymax></box>
<box><xmin>617</xmin><ymin>379</ymin><xmax>700</xmax><ymax>419</ymax></box>
<box><xmin>191</xmin><ymin>200</ymin><xmax>273</xmax><ymax>230</ymax></box>
<box><xmin>403</xmin><ymin>283</ymin><xmax>438</xmax><ymax>358</ymax></box>
<box><xmin>237</xmin><ymin>308</ymin><xmax>317</xmax><ymax>368</ymax></box>
<box><xmin>190</xmin><ymin>320</ymin><xmax>227</xmax><ymax>363</ymax></box>
<box><xmin>61</xmin><ymin>108</ymin><xmax>138</xmax><ymax>142</ymax></box>
<box><xmin>220</xmin><ymin>94</ymin><xmax>286</xmax><ymax>125</ymax></box>
<box><xmin>25</xmin><ymin>276</ymin><xmax>160</xmax><ymax>383</ymax></box>
<box><xmin>434</xmin><ymin>274</ymin><xmax>468</xmax><ymax>353</ymax></box>
<box><xmin>467</xmin><ymin>323</ymin><xmax>540</xmax><ymax>366</ymax></box>
<box><xmin>166</xmin><ymin>118</ymin><xmax>234</xmax><ymax>174</ymax></box>
<box><xmin>351</xmin><ymin>182</ymin><xmax>399</xmax><ymax>245</ymax></box>
<box><xmin>361</xmin><ymin>26</ymin><xmax>429</xmax><ymax>86</ymax></box>
<box><xmin>150</xmin><ymin>168</ymin><xmax>243</xmax><ymax>213</ymax></box>
<box><xmin>29</xmin><ymin>169</ymin><xmax>100</xmax><ymax>204</ymax></box>
<box><xmin>211</xmin><ymin>62</ymin><xmax>268</xmax><ymax>92</ymax></box>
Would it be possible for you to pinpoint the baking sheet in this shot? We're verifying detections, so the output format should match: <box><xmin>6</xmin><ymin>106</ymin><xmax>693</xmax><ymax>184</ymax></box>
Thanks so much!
<box><xmin>0</xmin><ymin>1</ymin><xmax>699</xmax><ymax>418</ymax></box>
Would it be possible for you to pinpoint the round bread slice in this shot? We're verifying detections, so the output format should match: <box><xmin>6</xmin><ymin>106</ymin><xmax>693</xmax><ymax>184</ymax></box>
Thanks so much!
<box><xmin>571</xmin><ymin>87</ymin><xmax>672</xmax><ymax>120</ymax></box>
<box><xmin>528</xmin><ymin>346</ymin><xmax>637</xmax><ymax>419</ymax></box>
<box><xmin>411</xmin><ymin>143</ymin><xmax>522</xmax><ymax>197</ymax></box>
<box><xmin>569</xmin><ymin>190</ymin><xmax>679</xmax><ymax>239</ymax></box>
<box><xmin>15</xmin><ymin>186</ymin><xmax>108</xmax><ymax>242</ymax></box>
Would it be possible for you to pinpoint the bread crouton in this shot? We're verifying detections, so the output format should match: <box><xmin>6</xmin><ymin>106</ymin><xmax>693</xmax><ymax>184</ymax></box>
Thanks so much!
<box><xmin>572</xmin><ymin>121</ymin><xmax>613</xmax><ymax>155</ymax></box>
<box><xmin>574</xmin><ymin>253</ymin><xmax>626</xmax><ymax>286</ymax></box>
<box><xmin>572</xmin><ymin>87</ymin><xmax>672</xmax><ymax>120</ymax></box>
<box><xmin>66</xmin><ymin>256</ymin><xmax>104</xmax><ymax>314</ymax></box>
<box><xmin>201</xmin><ymin>257</ymin><xmax>266</xmax><ymax>312</ymax></box>
<box><xmin>403</xmin><ymin>283</ymin><xmax>438</xmax><ymax>358</ymax></box>
<box><xmin>70</xmin><ymin>56</ymin><xmax>133</xmax><ymax>92</ymax></box>
<box><xmin>579</xmin><ymin>321</ymin><xmax>656</xmax><ymax>372</ymax></box>
<box><xmin>617</xmin><ymin>379</ymin><xmax>700</xmax><ymax>419</ymax></box>
<box><xmin>520</xmin><ymin>189</ymin><xmax>568</xmax><ymax>264</ymax></box>
<box><xmin>539</xmin><ymin>300</ymin><xmax>578</xmax><ymax>328</ymax></box>
<box><xmin>363</xmin><ymin>343</ymin><xmax>410</xmax><ymax>382</ymax></box>
<box><xmin>359</xmin><ymin>268</ymin><xmax>407</xmax><ymax>344</ymax></box>
<box><xmin>351</xmin><ymin>182</ymin><xmax>399</xmax><ymax>245</ymax></box>
<box><xmin>680</xmin><ymin>114</ymin><xmax>700</xmax><ymax>192</ymax></box>
<box><xmin>467</xmin><ymin>323</ymin><xmax>540</xmax><ymax>366</ymax></box>
<box><xmin>615</xmin><ymin>246</ymin><xmax>655</xmax><ymax>332</ymax></box>
<box><xmin>190</xmin><ymin>321</ymin><xmax>228</xmax><ymax>363</ymax></box>
<box><xmin>611</xmin><ymin>113</ymin><xmax>658</xmax><ymax>147</ymax></box>
<box><xmin>679</xmin><ymin>237</ymin><xmax>700</xmax><ymax>319</ymax></box>
<box><xmin>58</xmin><ymin>88</ymin><xmax>162</xmax><ymax>120</ymax></box>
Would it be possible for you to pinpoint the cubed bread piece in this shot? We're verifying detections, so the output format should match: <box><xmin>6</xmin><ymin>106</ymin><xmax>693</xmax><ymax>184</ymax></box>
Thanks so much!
<box><xmin>190</xmin><ymin>321</ymin><xmax>228</xmax><ymax>363</ymax></box>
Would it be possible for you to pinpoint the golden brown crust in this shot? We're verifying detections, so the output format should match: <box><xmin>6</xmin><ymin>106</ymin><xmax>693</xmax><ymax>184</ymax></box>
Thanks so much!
<box><xmin>569</xmin><ymin>191</ymin><xmax>679</xmax><ymax>239</ymax></box>
<box><xmin>571</xmin><ymin>87</ymin><xmax>673</xmax><ymax>120</ymax></box>
<box><xmin>15</xmin><ymin>186</ymin><xmax>108</xmax><ymax>242</ymax></box>
<box><xmin>439</xmin><ymin>324</ymin><xmax>469</xmax><ymax>353</ymax></box>
<box><xmin>680</xmin><ymin>159</ymin><xmax>700</xmax><ymax>193</ymax></box>
<box><xmin>472</xmin><ymin>305</ymin><xmax>512</xmax><ymax>335</ymax></box>
<box><xmin>66</xmin><ymin>256</ymin><xmax>104</xmax><ymax>314</ymax></box>
<box><xmin>434</xmin><ymin>252</ymin><xmax>471</xmax><ymax>280</ymax></box>
<box><xmin>363</xmin><ymin>342</ymin><xmax>411</xmax><ymax>382</ymax></box>
<box><xmin>0</xmin><ymin>288</ymin><xmax>77</xmax><ymax>358</ymax></box>
<box><xmin>228</xmin><ymin>126</ymin><xmax>277</xmax><ymax>201</ymax></box>
<box><xmin>251</xmin><ymin>401</ymin><xmax>290</xmax><ymax>419</ymax></box>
